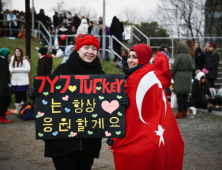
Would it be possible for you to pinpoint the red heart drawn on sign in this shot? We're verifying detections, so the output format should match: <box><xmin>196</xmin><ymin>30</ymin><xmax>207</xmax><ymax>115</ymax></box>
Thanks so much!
<box><xmin>101</xmin><ymin>100</ymin><xmax>119</xmax><ymax>114</ymax></box>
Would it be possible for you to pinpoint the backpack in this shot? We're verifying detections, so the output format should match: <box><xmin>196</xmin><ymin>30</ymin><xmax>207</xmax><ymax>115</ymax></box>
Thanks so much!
<box><xmin>217</xmin><ymin>86</ymin><xmax>222</xmax><ymax>97</ymax></box>
<box><xmin>18</xmin><ymin>102</ymin><xmax>35</xmax><ymax>120</ymax></box>
<box><xmin>209</xmin><ymin>88</ymin><xmax>216</xmax><ymax>99</ymax></box>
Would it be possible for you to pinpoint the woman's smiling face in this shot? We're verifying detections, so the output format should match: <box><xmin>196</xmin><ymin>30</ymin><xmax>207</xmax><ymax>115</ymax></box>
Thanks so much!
<box><xmin>127</xmin><ymin>51</ymin><xmax>138</xmax><ymax>68</ymax></box>
<box><xmin>77</xmin><ymin>45</ymin><xmax>97</xmax><ymax>63</ymax></box>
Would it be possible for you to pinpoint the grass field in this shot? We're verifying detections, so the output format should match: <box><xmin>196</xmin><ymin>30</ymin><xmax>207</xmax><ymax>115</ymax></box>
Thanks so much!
<box><xmin>0</xmin><ymin>37</ymin><xmax>123</xmax><ymax>108</ymax></box>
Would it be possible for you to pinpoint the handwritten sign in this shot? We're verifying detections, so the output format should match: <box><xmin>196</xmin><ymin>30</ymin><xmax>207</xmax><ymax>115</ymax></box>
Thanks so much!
<box><xmin>34</xmin><ymin>74</ymin><xmax>125</xmax><ymax>140</ymax></box>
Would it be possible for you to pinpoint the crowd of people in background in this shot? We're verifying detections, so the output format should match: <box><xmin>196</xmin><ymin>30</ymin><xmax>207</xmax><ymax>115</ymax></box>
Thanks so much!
<box><xmin>0</xmin><ymin>8</ymin><xmax>221</xmax><ymax>123</ymax></box>
<box><xmin>0</xmin><ymin>9</ymin><xmax>124</xmax><ymax>62</ymax></box>
<box><xmin>152</xmin><ymin>40</ymin><xmax>221</xmax><ymax>117</ymax></box>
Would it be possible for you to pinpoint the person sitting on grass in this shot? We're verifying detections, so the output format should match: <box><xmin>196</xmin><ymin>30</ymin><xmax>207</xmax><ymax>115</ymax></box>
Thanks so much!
<box><xmin>189</xmin><ymin>70</ymin><xmax>221</xmax><ymax>112</ymax></box>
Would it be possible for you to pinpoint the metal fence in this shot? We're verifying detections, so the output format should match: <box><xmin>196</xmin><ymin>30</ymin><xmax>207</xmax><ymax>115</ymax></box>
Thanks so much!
<box><xmin>149</xmin><ymin>37</ymin><xmax>222</xmax><ymax>58</ymax></box>
<box><xmin>1</xmin><ymin>19</ymin><xmax>222</xmax><ymax>59</ymax></box>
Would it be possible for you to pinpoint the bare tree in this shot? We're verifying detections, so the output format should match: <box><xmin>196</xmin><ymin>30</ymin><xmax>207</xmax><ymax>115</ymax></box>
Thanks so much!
<box><xmin>2</xmin><ymin>0</ymin><xmax>12</xmax><ymax>10</ymax></box>
<box><xmin>157</xmin><ymin>0</ymin><xmax>205</xmax><ymax>38</ymax></box>
<box><xmin>51</xmin><ymin>1</ymin><xmax>65</xmax><ymax>13</ymax></box>
<box><xmin>205</xmin><ymin>0</ymin><xmax>222</xmax><ymax>37</ymax></box>
<box><xmin>68</xmin><ymin>6</ymin><xmax>97</xmax><ymax>20</ymax></box>
<box><xmin>118</xmin><ymin>7</ymin><xmax>141</xmax><ymax>24</ymax></box>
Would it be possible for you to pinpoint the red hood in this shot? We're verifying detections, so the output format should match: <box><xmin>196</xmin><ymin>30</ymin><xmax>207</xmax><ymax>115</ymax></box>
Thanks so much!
<box><xmin>130</xmin><ymin>44</ymin><xmax>152</xmax><ymax>65</ymax></box>
<box><xmin>40</xmin><ymin>54</ymin><xmax>53</xmax><ymax>59</ymax></box>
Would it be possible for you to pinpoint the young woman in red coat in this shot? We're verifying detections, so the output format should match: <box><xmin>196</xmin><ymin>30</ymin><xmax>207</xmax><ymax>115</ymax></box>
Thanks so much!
<box><xmin>153</xmin><ymin>45</ymin><xmax>172</xmax><ymax>90</ymax></box>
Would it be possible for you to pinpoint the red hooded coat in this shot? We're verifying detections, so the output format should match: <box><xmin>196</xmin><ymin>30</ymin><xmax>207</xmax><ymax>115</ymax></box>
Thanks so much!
<box><xmin>112</xmin><ymin>44</ymin><xmax>184</xmax><ymax>170</ymax></box>
<box><xmin>153</xmin><ymin>51</ymin><xmax>172</xmax><ymax>89</ymax></box>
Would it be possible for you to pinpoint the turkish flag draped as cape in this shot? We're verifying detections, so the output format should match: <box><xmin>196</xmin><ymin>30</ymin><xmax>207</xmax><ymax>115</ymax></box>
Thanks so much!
<box><xmin>112</xmin><ymin>64</ymin><xmax>184</xmax><ymax>170</ymax></box>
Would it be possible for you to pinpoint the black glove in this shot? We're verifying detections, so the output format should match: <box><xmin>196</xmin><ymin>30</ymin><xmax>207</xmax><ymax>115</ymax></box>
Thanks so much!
<box><xmin>119</xmin><ymin>93</ymin><xmax>129</xmax><ymax>107</ymax></box>
<box><xmin>106</xmin><ymin>138</ymin><xmax>114</xmax><ymax>146</ymax></box>
<box><xmin>29</xmin><ymin>86</ymin><xmax>40</xmax><ymax>101</ymax></box>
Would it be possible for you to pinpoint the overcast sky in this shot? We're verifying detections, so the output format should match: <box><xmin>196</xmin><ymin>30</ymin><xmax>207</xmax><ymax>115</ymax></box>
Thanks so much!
<box><xmin>5</xmin><ymin>0</ymin><xmax>160</xmax><ymax>26</ymax></box>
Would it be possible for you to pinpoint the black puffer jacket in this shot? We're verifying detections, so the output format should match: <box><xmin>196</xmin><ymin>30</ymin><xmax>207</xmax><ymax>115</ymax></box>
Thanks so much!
<box><xmin>204</xmin><ymin>52</ymin><xmax>219</xmax><ymax>80</ymax></box>
<box><xmin>0</xmin><ymin>57</ymin><xmax>12</xmax><ymax>96</ymax></box>
<box><xmin>195</xmin><ymin>47</ymin><xmax>205</xmax><ymax>70</ymax></box>
<box><xmin>44</xmin><ymin>51</ymin><xmax>104</xmax><ymax>158</ymax></box>
<box><xmin>191</xmin><ymin>79</ymin><xmax>210</xmax><ymax>99</ymax></box>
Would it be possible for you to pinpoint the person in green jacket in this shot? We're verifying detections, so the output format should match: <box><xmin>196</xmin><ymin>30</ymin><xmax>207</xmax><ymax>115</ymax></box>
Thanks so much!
<box><xmin>172</xmin><ymin>42</ymin><xmax>193</xmax><ymax>118</ymax></box>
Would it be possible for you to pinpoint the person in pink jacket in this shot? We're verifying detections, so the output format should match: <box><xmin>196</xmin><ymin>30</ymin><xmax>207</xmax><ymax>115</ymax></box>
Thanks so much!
<box><xmin>153</xmin><ymin>45</ymin><xmax>172</xmax><ymax>91</ymax></box>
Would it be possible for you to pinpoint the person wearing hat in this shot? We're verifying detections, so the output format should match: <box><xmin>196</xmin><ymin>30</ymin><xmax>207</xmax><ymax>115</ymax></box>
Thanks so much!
<box><xmin>189</xmin><ymin>70</ymin><xmax>221</xmax><ymax>112</ymax></box>
<box><xmin>37</xmin><ymin>47</ymin><xmax>53</xmax><ymax>76</ymax></box>
<box><xmin>0</xmin><ymin>48</ymin><xmax>12</xmax><ymax>123</ymax></box>
<box><xmin>9</xmin><ymin>48</ymin><xmax>30</xmax><ymax>114</ymax></box>
<box><xmin>107</xmin><ymin>44</ymin><xmax>184</xmax><ymax>170</ymax></box>
<box><xmin>31</xmin><ymin>34</ymin><xmax>105</xmax><ymax>170</ymax></box>
<box><xmin>203</xmin><ymin>43</ymin><xmax>220</xmax><ymax>87</ymax></box>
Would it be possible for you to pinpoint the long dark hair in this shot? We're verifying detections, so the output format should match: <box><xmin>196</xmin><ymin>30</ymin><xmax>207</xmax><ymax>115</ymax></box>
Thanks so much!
<box><xmin>12</xmin><ymin>48</ymin><xmax>24</xmax><ymax>68</ymax></box>
<box><xmin>185</xmin><ymin>39</ymin><xmax>194</xmax><ymax>57</ymax></box>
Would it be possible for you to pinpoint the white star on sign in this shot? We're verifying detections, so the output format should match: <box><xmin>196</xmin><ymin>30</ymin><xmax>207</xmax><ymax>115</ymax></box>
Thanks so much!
<box><xmin>155</xmin><ymin>125</ymin><xmax>165</xmax><ymax>147</ymax></box>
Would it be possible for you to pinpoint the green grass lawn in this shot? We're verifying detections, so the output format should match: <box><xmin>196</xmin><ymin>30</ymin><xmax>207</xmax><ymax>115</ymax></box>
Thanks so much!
<box><xmin>0</xmin><ymin>37</ymin><xmax>123</xmax><ymax>108</ymax></box>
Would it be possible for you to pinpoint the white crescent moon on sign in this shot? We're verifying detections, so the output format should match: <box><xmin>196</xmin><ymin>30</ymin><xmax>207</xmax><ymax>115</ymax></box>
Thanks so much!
<box><xmin>136</xmin><ymin>71</ymin><xmax>167</xmax><ymax>124</ymax></box>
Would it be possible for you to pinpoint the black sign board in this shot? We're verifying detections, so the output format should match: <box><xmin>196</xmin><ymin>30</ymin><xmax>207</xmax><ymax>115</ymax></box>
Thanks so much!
<box><xmin>34</xmin><ymin>74</ymin><xmax>125</xmax><ymax>140</ymax></box>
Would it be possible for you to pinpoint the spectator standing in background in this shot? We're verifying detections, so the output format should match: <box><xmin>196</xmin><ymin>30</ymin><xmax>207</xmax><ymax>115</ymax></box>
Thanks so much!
<box><xmin>91</xmin><ymin>20</ymin><xmax>99</xmax><ymax>35</ymax></box>
<box><xmin>153</xmin><ymin>45</ymin><xmax>172</xmax><ymax>91</ymax></box>
<box><xmin>58</xmin><ymin>24</ymin><xmax>69</xmax><ymax>51</ymax></box>
<box><xmin>7</xmin><ymin>10</ymin><xmax>18</xmax><ymax>28</ymax></box>
<box><xmin>98</xmin><ymin>17</ymin><xmax>103</xmax><ymax>23</ymax></box>
<box><xmin>73</xmin><ymin>14</ymin><xmax>81</xmax><ymax>30</ymax></box>
<box><xmin>53</xmin><ymin>12</ymin><xmax>59</xmax><ymax>30</ymax></box>
<box><xmin>76</xmin><ymin>18</ymin><xmax>89</xmax><ymax>36</ymax></box>
<box><xmin>204</xmin><ymin>43</ymin><xmax>219</xmax><ymax>88</ymax></box>
<box><xmin>7</xmin><ymin>10</ymin><xmax>18</xmax><ymax>36</ymax></box>
<box><xmin>17</xmin><ymin>11</ymin><xmax>25</xmax><ymax>38</ymax></box>
<box><xmin>203</xmin><ymin>42</ymin><xmax>210</xmax><ymax>55</ymax></box>
<box><xmin>88</xmin><ymin>21</ymin><xmax>93</xmax><ymax>34</ymax></box>
<box><xmin>0</xmin><ymin>48</ymin><xmax>12</xmax><ymax>123</ymax></box>
<box><xmin>110</xmin><ymin>16</ymin><xmax>124</xmax><ymax>62</ymax></box>
<box><xmin>172</xmin><ymin>42</ymin><xmax>193</xmax><ymax>118</ymax></box>
<box><xmin>186</xmin><ymin>39</ymin><xmax>195</xmax><ymax>78</ymax></box>
<box><xmin>61</xmin><ymin>13</ymin><xmax>66</xmax><ymax>24</ymax></box>
<box><xmin>37</xmin><ymin>47</ymin><xmax>53</xmax><ymax>76</ymax></box>
<box><xmin>9</xmin><ymin>48</ymin><xmax>30</xmax><ymax>115</ymax></box>
<box><xmin>37</xmin><ymin>9</ymin><xmax>48</xmax><ymax>36</ymax></box>
<box><xmin>194</xmin><ymin>41</ymin><xmax>205</xmax><ymax>71</ymax></box>
<box><xmin>57</xmin><ymin>13</ymin><xmax>63</xmax><ymax>26</ymax></box>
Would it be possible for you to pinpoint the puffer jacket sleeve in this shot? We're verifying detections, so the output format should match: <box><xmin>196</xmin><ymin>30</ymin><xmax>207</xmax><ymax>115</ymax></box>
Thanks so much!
<box><xmin>162</xmin><ymin>57</ymin><xmax>172</xmax><ymax>78</ymax></box>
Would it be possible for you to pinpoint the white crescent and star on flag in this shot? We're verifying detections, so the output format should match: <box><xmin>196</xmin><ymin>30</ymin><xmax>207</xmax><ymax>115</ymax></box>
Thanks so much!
<box><xmin>135</xmin><ymin>71</ymin><xmax>166</xmax><ymax>146</ymax></box>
